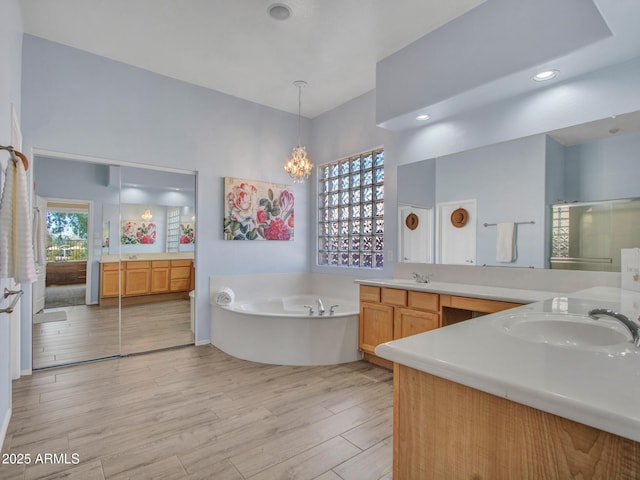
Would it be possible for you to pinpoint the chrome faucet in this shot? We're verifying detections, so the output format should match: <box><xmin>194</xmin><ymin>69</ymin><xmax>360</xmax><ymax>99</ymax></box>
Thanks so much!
<box><xmin>317</xmin><ymin>298</ymin><xmax>325</xmax><ymax>316</ymax></box>
<box><xmin>588</xmin><ymin>308</ymin><xmax>640</xmax><ymax>347</ymax></box>
<box><xmin>412</xmin><ymin>272</ymin><xmax>430</xmax><ymax>284</ymax></box>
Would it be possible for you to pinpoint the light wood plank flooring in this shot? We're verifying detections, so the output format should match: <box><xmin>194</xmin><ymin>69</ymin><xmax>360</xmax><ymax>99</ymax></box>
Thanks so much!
<box><xmin>1</xmin><ymin>345</ymin><xmax>393</xmax><ymax>480</ymax></box>
<box><xmin>33</xmin><ymin>300</ymin><xmax>194</xmax><ymax>369</ymax></box>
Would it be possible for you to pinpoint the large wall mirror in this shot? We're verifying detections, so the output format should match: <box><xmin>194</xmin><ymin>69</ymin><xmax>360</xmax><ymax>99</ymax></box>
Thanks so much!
<box><xmin>32</xmin><ymin>156</ymin><xmax>196</xmax><ymax>369</ymax></box>
<box><xmin>397</xmin><ymin>111</ymin><xmax>640</xmax><ymax>271</ymax></box>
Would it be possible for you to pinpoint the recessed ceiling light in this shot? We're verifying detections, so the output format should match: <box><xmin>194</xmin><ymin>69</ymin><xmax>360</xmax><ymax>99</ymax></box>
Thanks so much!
<box><xmin>416</xmin><ymin>114</ymin><xmax>431</xmax><ymax>121</ymax></box>
<box><xmin>533</xmin><ymin>70</ymin><xmax>559</xmax><ymax>82</ymax></box>
<box><xmin>268</xmin><ymin>3</ymin><xmax>292</xmax><ymax>21</ymax></box>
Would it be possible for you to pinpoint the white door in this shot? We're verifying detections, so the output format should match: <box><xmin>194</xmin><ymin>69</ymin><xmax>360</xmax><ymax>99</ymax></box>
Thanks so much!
<box><xmin>399</xmin><ymin>206</ymin><xmax>432</xmax><ymax>263</ymax></box>
<box><xmin>438</xmin><ymin>199</ymin><xmax>477</xmax><ymax>265</ymax></box>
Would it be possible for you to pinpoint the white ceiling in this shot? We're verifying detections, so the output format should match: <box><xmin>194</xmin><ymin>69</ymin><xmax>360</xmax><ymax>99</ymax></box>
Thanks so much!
<box><xmin>19</xmin><ymin>0</ymin><xmax>484</xmax><ymax>118</ymax></box>
<box><xmin>19</xmin><ymin>0</ymin><xmax>640</xmax><ymax>136</ymax></box>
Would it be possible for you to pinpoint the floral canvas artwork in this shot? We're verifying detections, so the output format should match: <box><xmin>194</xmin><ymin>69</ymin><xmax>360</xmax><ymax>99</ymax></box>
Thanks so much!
<box><xmin>180</xmin><ymin>223</ymin><xmax>195</xmax><ymax>244</ymax></box>
<box><xmin>224</xmin><ymin>177</ymin><xmax>294</xmax><ymax>241</ymax></box>
<box><xmin>121</xmin><ymin>221</ymin><xmax>157</xmax><ymax>245</ymax></box>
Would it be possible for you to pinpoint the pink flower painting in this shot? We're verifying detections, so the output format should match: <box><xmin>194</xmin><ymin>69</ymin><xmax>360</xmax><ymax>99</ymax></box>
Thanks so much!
<box><xmin>121</xmin><ymin>221</ymin><xmax>157</xmax><ymax>245</ymax></box>
<box><xmin>224</xmin><ymin>177</ymin><xmax>294</xmax><ymax>241</ymax></box>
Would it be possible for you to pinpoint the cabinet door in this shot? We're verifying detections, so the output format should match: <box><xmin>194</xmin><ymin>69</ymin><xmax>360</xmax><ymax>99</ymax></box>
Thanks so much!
<box><xmin>150</xmin><ymin>268</ymin><xmax>170</xmax><ymax>293</ymax></box>
<box><xmin>359</xmin><ymin>302</ymin><xmax>394</xmax><ymax>355</ymax></box>
<box><xmin>124</xmin><ymin>263</ymin><xmax>151</xmax><ymax>296</ymax></box>
<box><xmin>394</xmin><ymin>308</ymin><xmax>439</xmax><ymax>339</ymax></box>
<box><xmin>101</xmin><ymin>264</ymin><xmax>122</xmax><ymax>298</ymax></box>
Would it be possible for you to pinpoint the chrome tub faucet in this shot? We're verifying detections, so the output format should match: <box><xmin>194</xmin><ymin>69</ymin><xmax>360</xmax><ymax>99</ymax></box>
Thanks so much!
<box><xmin>317</xmin><ymin>298</ymin><xmax>325</xmax><ymax>316</ymax></box>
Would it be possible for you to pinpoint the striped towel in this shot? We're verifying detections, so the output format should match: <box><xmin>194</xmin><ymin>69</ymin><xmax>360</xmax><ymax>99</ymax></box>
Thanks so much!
<box><xmin>0</xmin><ymin>159</ymin><xmax>37</xmax><ymax>283</ymax></box>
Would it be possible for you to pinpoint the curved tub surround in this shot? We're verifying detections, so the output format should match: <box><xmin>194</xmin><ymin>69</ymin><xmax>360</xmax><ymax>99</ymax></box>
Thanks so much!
<box><xmin>375</xmin><ymin>286</ymin><xmax>640</xmax><ymax>442</ymax></box>
<box><xmin>211</xmin><ymin>295</ymin><xmax>361</xmax><ymax>366</ymax></box>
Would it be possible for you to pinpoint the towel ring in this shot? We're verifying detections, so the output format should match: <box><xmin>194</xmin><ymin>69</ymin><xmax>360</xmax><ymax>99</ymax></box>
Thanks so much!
<box><xmin>0</xmin><ymin>145</ymin><xmax>29</xmax><ymax>171</ymax></box>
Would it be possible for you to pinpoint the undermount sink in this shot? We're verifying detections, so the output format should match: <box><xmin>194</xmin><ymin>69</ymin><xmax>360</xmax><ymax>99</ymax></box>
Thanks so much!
<box><xmin>492</xmin><ymin>312</ymin><xmax>630</xmax><ymax>348</ymax></box>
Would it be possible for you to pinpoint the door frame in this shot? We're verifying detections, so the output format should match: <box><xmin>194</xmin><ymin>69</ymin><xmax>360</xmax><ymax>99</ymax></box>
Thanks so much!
<box><xmin>44</xmin><ymin>197</ymin><xmax>94</xmax><ymax>305</ymax></box>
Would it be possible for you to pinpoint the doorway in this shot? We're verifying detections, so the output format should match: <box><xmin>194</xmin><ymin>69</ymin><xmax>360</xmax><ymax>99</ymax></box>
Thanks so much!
<box><xmin>31</xmin><ymin>155</ymin><xmax>197</xmax><ymax>369</ymax></box>
<box><xmin>437</xmin><ymin>199</ymin><xmax>477</xmax><ymax>265</ymax></box>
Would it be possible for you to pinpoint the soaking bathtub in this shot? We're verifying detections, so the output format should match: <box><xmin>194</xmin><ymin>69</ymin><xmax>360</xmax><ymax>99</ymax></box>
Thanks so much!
<box><xmin>211</xmin><ymin>294</ymin><xmax>361</xmax><ymax>365</ymax></box>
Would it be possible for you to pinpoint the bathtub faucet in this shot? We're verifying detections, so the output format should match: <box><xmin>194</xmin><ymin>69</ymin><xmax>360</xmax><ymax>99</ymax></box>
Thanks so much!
<box><xmin>317</xmin><ymin>298</ymin><xmax>325</xmax><ymax>316</ymax></box>
<box><xmin>303</xmin><ymin>305</ymin><xmax>314</xmax><ymax>316</ymax></box>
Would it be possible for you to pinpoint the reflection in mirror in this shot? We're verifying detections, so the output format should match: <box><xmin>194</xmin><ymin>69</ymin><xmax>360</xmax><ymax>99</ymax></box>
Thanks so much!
<box><xmin>397</xmin><ymin>112</ymin><xmax>640</xmax><ymax>270</ymax></box>
<box><xmin>551</xmin><ymin>198</ymin><xmax>640</xmax><ymax>272</ymax></box>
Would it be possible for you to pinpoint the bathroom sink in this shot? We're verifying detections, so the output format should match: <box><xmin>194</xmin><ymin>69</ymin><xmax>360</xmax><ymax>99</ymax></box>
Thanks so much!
<box><xmin>492</xmin><ymin>312</ymin><xmax>630</xmax><ymax>348</ymax></box>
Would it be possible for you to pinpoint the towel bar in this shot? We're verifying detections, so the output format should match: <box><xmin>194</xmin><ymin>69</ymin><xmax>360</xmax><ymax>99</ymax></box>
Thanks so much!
<box><xmin>1</xmin><ymin>288</ymin><xmax>24</xmax><ymax>314</ymax></box>
<box><xmin>483</xmin><ymin>221</ymin><xmax>535</xmax><ymax>227</ymax></box>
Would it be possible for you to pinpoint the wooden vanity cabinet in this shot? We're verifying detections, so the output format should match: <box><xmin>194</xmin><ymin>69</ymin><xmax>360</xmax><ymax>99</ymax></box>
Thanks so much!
<box><xmin>359</xmin><ymin>285</ymin><xmax>522</xmax><ymax>367</ymax></box>
<box><xmin>100</xmin><ymin>259</ymin><xmax>193</xmax><ymax>306</ymax></box>
<box><xmin>359</xmin><ymin>286</ymin><xmax>441</xmax><ymax>368</ymax></box>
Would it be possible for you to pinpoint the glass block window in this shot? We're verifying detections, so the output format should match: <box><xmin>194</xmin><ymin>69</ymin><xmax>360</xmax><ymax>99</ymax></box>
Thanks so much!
<box><xmin>167</xmin><ymin>208</ymin><xmax>180</xmax><ymax>253</ymax></box>
<box><xmin>318</xmin><ymin>149</ymin><xmax>384</xmax><ymax>268</ymax></box>
<box><xmin>551</xmin><ymin>205</ymin><xmax>570</xmax><ymax>258</ymax></box>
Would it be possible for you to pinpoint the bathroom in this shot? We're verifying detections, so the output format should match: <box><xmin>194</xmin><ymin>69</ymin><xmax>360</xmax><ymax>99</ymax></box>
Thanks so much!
<box><xmin>2</xmin><ymin>0</ymin><xmax>640</xmax><ymax>477</ymax></box>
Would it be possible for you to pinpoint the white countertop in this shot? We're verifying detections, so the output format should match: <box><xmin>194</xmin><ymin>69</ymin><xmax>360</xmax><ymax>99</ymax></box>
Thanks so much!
<box><xmin>356</xmin><ymin>278</ymin><xmax>557</xmax><ymax>304</ymax></box>
<box><xmin>100</xmin><ymin>253</ymin><xmax>194</xmax><ymax>263</ymax></box>
<box><xmin>375</xmin><ymin>286</ymin><xmax>640</xmax><ymax>442</ymax></box>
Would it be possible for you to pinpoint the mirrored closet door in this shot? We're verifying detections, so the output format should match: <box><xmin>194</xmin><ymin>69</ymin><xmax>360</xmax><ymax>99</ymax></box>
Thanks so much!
<box><xmin>32</xmin><ymin>156</ymin><xmax>196</xmax><ymax>369</ymax></box>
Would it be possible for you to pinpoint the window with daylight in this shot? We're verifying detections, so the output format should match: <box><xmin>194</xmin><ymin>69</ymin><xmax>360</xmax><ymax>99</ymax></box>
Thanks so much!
<box><xmin>318</xmin><ymin>149</ymin><xmax>384</xmax><ymax>268</ymax></box>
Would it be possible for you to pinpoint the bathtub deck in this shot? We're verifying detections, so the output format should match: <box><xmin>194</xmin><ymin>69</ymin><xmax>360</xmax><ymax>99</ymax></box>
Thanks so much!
<box><xmin>2</xmin><ymin>344</ymin><xmax>393</xmax><ymax>479</ymax></box>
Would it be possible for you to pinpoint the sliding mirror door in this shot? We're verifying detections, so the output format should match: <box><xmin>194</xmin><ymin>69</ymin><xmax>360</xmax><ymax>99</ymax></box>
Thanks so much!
<box><xmin>32</xmin><ymin>156</ymin><xmax>122</xmax><ymax>368</ymax></box>
<box><xmin>118</xmin><ymin>166</ymin><xmax>196</xmax><ymax>354</ymax></box>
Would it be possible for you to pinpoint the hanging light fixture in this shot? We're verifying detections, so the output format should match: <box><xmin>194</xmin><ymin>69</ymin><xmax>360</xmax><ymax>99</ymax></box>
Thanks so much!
<box><xmin>141</xmin><ymin>208</ymin><xmax>153</xmax><ymax>222</ymax></box>
<box><xmin>284</xmin><ymin>80</ymin><xmax>313</xmax><ymax>183</ymax></box>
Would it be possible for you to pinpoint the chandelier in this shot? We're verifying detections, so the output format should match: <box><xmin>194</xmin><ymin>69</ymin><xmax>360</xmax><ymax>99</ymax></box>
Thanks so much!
<box><xmin>141</xmin><ymin>208</ymin><xmax>153</xmax><ymax>222</ymax></box>
<box><xmin>284</xmin><ymin>80</ymin><xmax>313</xmax><ymax>183</ymax></box>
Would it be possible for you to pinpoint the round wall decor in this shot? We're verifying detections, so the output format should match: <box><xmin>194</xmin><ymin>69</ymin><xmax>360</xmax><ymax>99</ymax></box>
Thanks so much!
<box><xmin>450</xmin><ymin>208</ymin><xmax>468</xmax><ymax>228</ymax></box>
<box><xmin>405</xmin><ymin>213</ymin><xmax>419</xmax><ymax>230</ymax></box>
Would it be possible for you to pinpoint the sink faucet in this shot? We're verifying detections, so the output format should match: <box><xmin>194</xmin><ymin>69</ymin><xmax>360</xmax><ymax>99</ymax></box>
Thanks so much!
<box><xmin>412</xmin><ymin>272</ymin><xmax>430</xmax><ymax>284</ymax></box>
<box><xmin>588</xmin><ymin>308</ymin><xmax>640</xmax><ymax>347</ymax></box>
<box><xmin>317</xmin><ymin>298</ymin><xmax>325</xmax><ymax>316</ymax></box>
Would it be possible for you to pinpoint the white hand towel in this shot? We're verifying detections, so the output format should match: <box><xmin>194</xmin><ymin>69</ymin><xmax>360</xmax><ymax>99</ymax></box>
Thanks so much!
<box><xmin>0</xmin><ymin>159</ymin><xmax>37</xmax><ymax>283</ymax></box>
<box><xmin>215</xmin><ymin>287</ymin><xmax>235</xmax><ymax>306</ymax></box>
<box><xmin>496</xmin><ymin>222</ymin><xmax>516</xmax><ymax>263</ymax></box>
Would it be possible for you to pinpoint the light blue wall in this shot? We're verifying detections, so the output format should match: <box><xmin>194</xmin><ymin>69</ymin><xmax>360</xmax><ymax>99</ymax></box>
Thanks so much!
<box><xmin>565</xmin><ymin>131</ymin><xmax>640</xmax><ymax>202</ymax></box>
<box><xmin>21</xmin><ymin>35</ymin><xmax>311</xmax><ymax>350</ymax></box>
<box><xmin>436</xmin><ymin>136</ymin><xmax>547</xmax><ymax>267</ymax></box>
<box><xmin>0</xmin><ymin>0</ymin><xmax>23</xmax><ymax>447</ymax></box>
<box><xmin>397</xmin><ymin>159</ymin><xmax>435</xmax><ymax>208</ymax></box>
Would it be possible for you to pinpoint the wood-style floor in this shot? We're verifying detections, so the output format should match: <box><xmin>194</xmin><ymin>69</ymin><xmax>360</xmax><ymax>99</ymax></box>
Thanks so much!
<box><xmin>1</xmin><ymin>345</ymin><xmax>393</xmax><ymax>480</ymax></box>
<box><xmin>33</xmin><ymin>300</ymin><xmax>194</xmax><ymax>369</ymax></box>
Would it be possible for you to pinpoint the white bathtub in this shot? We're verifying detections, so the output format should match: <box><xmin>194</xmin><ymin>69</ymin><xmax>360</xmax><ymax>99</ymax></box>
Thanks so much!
<box><xmin>211</xmin><ymin>294</ymin><xmax>362</xmax><ymax>366</ymax></box>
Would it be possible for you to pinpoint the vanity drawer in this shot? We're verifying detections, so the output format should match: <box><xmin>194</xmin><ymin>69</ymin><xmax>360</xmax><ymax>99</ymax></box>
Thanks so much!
<box><xmin>360</xmin><ymin>285</ymin><xmax>381</xmax><ymax>303</ymax></box>
<box><xmin>102</xmin><ymin>262</ymin><xmax>120</xmax><ymax>271</ymax></box>
<box><xmin>151</xmin><ymin>260</ymin><xmax>170</xmax><ymax>268</ymax></box>
<box><xmin>408</xmin><ymin>291</ymin><xmax>439</xmax><ymax>312</ymax></box>
<box><xmin>441</xmin><ymin>294</ymin><xmax>522</xmax><ymax>313</ymax></box>
<box><xmin>381</xmin><ymin>287</ymin><xmax>407</xmax><ymax>307</ymax></box>
<box><xmin>125</xmin><ymin>261</ymin><xmax>151</xmax><ymax>269</ymax></box>
<box><xmin>171</xmin><ymin>259</ymin><xmax>192</xmax><ymax>268</ymax></box>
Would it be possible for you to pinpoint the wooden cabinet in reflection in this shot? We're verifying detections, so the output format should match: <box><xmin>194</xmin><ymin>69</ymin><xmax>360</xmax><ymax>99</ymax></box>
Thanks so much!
<box><xmin>99</xmin><ymin>259</ymin><xmax>193</xmax><ymax>306</ymax></box>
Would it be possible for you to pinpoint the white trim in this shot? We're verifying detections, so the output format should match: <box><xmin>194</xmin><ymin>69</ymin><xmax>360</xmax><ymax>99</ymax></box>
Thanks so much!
<box><xmin>196</xmin><ymin>339</ymin><xmax>211</xmax><ymax>346</ymax></box>
<box><xmin>32</xmin><ymin>148</ymin><xmax>197</xmax><ymax>175</ymax></box>
<box><xmin>20</xmin><ymin>369</ymin><xmax>32</xmax><ymax>376</ymax></box>
<box><xmin>0</xmin><ymin>407</ymin><xmax>11</xmax><ymax>452</ymax></box>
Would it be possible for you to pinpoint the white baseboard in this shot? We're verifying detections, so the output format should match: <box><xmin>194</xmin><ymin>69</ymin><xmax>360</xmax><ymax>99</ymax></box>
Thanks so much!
<box><xmin>195</xmin><ymin>339</ymin><xmax>211</xmax><ymax>346</ymax></box>
<box><xmin>21</xmin><ymin>368</ymin><xmax>32</xmax><ymax>376</ymax></box>
<box><xmin>0</xmin><ymin>407</ymin><xmax>11</xmax><ymax>452</ymax></box>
